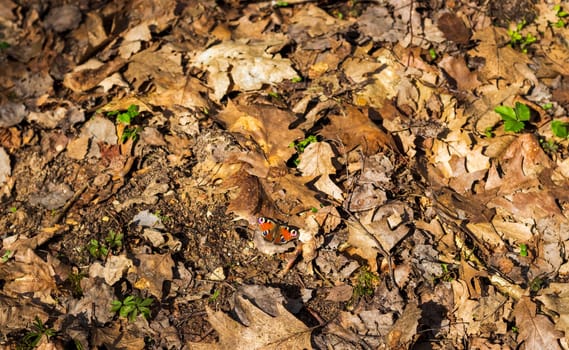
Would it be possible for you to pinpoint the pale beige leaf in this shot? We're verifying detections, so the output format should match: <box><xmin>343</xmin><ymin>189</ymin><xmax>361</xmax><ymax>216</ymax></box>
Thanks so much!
<box><xmin>193</xmin><ymin>41</ymin><xmax>297</xmax><ymax>100</ymax></box>
<box><xmin>297</xmin><ymin>142</ymin><xmax>336</xmax><ymax>176</ymax></box>
<box><xmin>314</xmin><ymin>175</ymin><xmax>344</xmax><ymax>201</ymax></box>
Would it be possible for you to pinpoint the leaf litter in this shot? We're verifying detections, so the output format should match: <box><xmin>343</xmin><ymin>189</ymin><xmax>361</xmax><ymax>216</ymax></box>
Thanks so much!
<box><xmin>1</xmin><ymin>0</ymin><xmax>569</xmax><ymax>349</ymax></box>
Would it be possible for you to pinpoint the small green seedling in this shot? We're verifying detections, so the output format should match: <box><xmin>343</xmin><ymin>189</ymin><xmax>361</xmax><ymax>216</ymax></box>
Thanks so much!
<box><xmin>540</xmin><ymin>138</ymin><xmax>559</xmax><ymax>154</ymax></box>
<box><xmin>20</xmin><ymin>317</ymin><xmax>56</xmax><ymax>349</ymax></box>
<box><xmin>530</xmin><ymin>276</ymin><xmax>543</xmax><ymax>292</ymax></box>
<box><xmin>508</xmin><ymin>20</ymin><xmax>537</xmax><ymax>53</ymax></box>
<box><xmin>291</xmin><ymin>76</ymin><xmax>303</xmax><ymax>83</ymax></box>
<box><xmin>428</xmin><ymin>48</ymin><xmax>437</xmax><ymax>60</ymax></box>
<box><xmin>289</xmin><ymin>135</ymin><xmax>318</xmax><ymax>166</ymax></box>
<box><xmin>511</xmin><ymin>325</ymin><xmax>519</xmax><ymax>333</ymax></box>
<box><xmin>542</xmin><ymin>102</ymin><xmax>553</xmax><ymax>110</ymax></box>
<box><xmin>107</xmin><ymin>104</ymin><xmax>141</xmax><ymax>143</ymax></box>
<box><xmin>9</xmin><ymin>206</ymin><xmax>17</xmax><ymax>213</ymax></box>
<box><xmin>105</xmin><ymin>230</ymin><xmax>123</xmax><ymax>251</ymax></box>
<box><xmin>274</xmin><ymin>0</ymin><xmax>289</xmax><ymax>6</ymax></box>
<box><xmin>519</xmin><ymin>244</ymin><xmax>528</xmax><ymax>257</ymax></box>
<box><xmin>1</xmin><ymin>250</ymin><xmax>12</xmax><ymax>263</ymax></box>
<box><xmin>552</xmin><ymin>120</ymin><xmax>569</xmax><ymax>138</ymax></box>
<box><xmin>484</xmin><ymin>127</ymin><xmax>494</xmax><ymax>138</ymax></box>
<box><xmin>87</xmin><ymin>239</ymin><xmax>108</xmax><ymax>259</ymax></box>
<box><xmin>153</xmin><ymin>210</ymin><xmax>171</xmax><ymax>224</ymax></box>
<box><xmin>0</xmin><ymin>42</ymin><xmax>9</xmax><ymax>50</ymax></box>
<box><xmin>108</xmin><ymin>104</ymin><xmax>139</xmax><ymax>125</ymax></box>
<box><xmin>494</xmin><ymin>102</ymin><xmax>531</xmax><ymax>133</ymax></box>
<box><xmin>353</xmin><ymin>267</ymin><xmax>378</xmax><ymax>299</ymax></box>
<box><xmin>111</xmin><ymin>295</ymin><xmax>153</xmax><ymax>322</ymax></box>
<box><xmin>553</xmin><ymin>5</ymin><xmax>568</xmax><ymax>28</ymax></box>
<box><xmin>209</xmin><ymin>289</ymin><xmax>221</xmax><ymax>302</ymax></box>
<box><xmin>268</xmin><ymin>91</ymin><xmax>280</xmax><ymax>99</ymax></box>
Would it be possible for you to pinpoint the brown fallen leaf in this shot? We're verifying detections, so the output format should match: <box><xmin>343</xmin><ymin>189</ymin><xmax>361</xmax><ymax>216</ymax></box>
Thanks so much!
<box><xmin>513</xmin><ymin>296</ymin><xmax>563</xmax><ymax>350</ymax></box>
<box><xmin>386</xmin><ymin>303</ymin><xmax>421</xmax><ymax>349</ymax></box>
<box><xmin>133</xmin><ymin>253</ymin><xmax>174</xmax><ymax>298</ymax></box>
<box><xmin>536</xmin><ymin>283</ymin><xmax>569</xmax><ymax>337</ymax></box>
<box><xmin>188</xmin><ymin>295</ymin><xmax>312</xmax><ymax>350</ymax></box>
<box><xmin>320</xmin><ymin>106</ymin><xmax>397</xmax><ymax>156</ymax></box>
<box><xmin>0</xmin><ymin>248</ymin><xmax>57</xmax><ymax>304</ymax></box>
<box><xmin>217</xmin><ymin>101</ymin><xmax>303</xmax><ymax>170</ymax></box>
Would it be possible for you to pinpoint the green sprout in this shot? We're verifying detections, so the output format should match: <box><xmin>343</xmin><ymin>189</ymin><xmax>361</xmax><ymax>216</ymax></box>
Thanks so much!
<box><xmin>508</xmin><ymin>20</ymin><xmax>537</xmax><ymax>53</ymax></box>
<box><xmin>105</xmin><ymin>230</ymin><xmax>123</xmax><ymax>251</ymax></box>
<box><xmin>67</xmin><ymin>271</ymin><xmax>85</xmax><ymax>298</ymax></box>
<box><xmin>540</xmin><ymin>138</ymin><xmax>559</xmax><ymax>155</ymax></box>
<box><xmin>20</xmin><ymin>317</ymin><xmax>56</xmax><ymax>349</ymax></box>
<box><xmin>530</xmin><ymin>276</ymin><xmax>543</xmax><ymax>292</ymax></box>
<box><xmin>111</xmin><ymin>295</ymin><xmax>154</xmax><ymax>322</ymax></box>
<box><xmin>107</xmin><ymin>104</ymin><xmax>141</xmax><ymax>143</ymax></box>
<box><xmin>289</xmin><ymin>135</ymin><xmax>318</xmax><ymax>166</ymax></box>
<box><xmin>274</xmin><ymin>0</ymin><xmax>289</xmax><ymax>6</ymax></box>
<box><xmin>209</xmin><ymin>289</ymin><xmax>221</xmax><ymax>302</ymax></box>
<box><xmin>153</xmin><ymin>210</ymin><xmax>171</xmax><ymax>223</ymax></box>
<box><xmin>291</xmin><ymin>76</ymin><xmax>303</xmax><ymax>83</ymax></box>
<box><xmin>9</xmin><ymin>206</ymin><xmax>17</xmax><ymax>213</ymax></box>
<box><xmin>87</xmin><ymin>239</ymin><xmax>108</xmax><ymax>259</ymax></box>
<box><xmin>519</xmin><ymin>243</ymin><xmax>528</xmax><ymax>257</ymax></box>
<box><xmin>268</xmin><ymin>91</ymin><xmax>280</xmax><ymax>99</ymax></box>
<box><xmin>428</xmin><ymin>48</ymin><xmax>437</xmax><ymax>60</ymax></box>
<box><xmin>0</xmin><ymin>42</ymin><xmax>9</xmax><ymax>50</ymax></box>
<box><xmin>353</xmin><ymin>267</ymin><xmax>378</xmax><ymax>299</ymax></box>
<box><xmin>551</xmin><ymin>120</ymin><xmax>569</xmax><ymax>138</ymax></box>
<box><xmin>108</xmin><ymin>104</ymin><xmax>139</xmax><ymax>125</ymax></box>
<box><xmin>484</xmin><ymin>126</ymin><xmax>494</xmax><ymax>138</ymax></box>
<box><xmin>553</xmin><ymin>4</ymin><xmax>568</xmax><ymax>28</ymax></box>
<box><xmin>494</xmin><ymin>102</ymin><xmax>531</xmax><ymax>133</ymax></box>
<box><xmin>542</xmin><ymin>102</ymin><xmax>553</xmax><ymax>110</ymax></box>
<box><xmin>1</xmin><ymin>250</ymin><xmax>12</xmax><ymax>263</ymax></box>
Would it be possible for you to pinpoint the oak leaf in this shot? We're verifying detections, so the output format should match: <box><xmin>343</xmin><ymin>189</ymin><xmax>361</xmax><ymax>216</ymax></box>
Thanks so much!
<box><xmin>320</xmin><ymin>106</ymin><xmax>397</xmax><ymax>155</ymax></box>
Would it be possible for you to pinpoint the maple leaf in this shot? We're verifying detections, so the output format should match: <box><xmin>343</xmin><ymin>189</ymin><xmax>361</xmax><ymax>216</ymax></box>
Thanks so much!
<box><xmin>189</xmin><ymin>295</ymin><xmax>312</xmax><ymax>350</ymax></box>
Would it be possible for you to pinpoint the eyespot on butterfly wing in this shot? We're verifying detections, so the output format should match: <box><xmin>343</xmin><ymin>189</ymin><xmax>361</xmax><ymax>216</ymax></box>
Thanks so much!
<box><xmin>257</xmin><ymin>217</ymin><xmax>278</xmax><ymax>242</ymax></box>
<box><xmin>277</xmin><ymin>225</ymin><xmax>299</xmax><ymax>244</ymax></box>
<box><xmin>257</xmin><ymin>217</ymin><xmax>299</xmax><ymax>245</ymax></box>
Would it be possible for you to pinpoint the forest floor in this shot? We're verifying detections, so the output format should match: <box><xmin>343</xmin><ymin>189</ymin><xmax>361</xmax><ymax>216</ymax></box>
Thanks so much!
<box><xmin>1</xmin><ymin>0</ymin><xmax>569</xmax><ymax>349</ymax></box>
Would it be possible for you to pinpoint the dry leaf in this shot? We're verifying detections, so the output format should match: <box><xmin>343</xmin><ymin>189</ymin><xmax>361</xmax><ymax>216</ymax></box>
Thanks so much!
<box><xmin>133</xmin><ymin>253</ymin><xmax>174</xmax><ymax>298</ymax></box>
<box><xmin>320</xmin><ymin>106</ymin><xmax>397</xmax><ymax>155</ymax></box>
<box><xmin>193</xmin><ymin>41</ymin><xmax>297</xmax><ymax>100</ymax></box>
<box><xmin>513</xmin><ymin>296</ymin><xmax>563</xmax><ymax>350</ymax></box>
<box><xmin>189</xmin><ymin>295</ymin><xmax>312</xmax><ymax>350</ymax></box>
<box><xmin>0</xmin><ymin>248</ymin><xmax>57</xmax><ymax>304</ymax></box>
<box><xmin>386</xmin><ymin>303</ymin><xmax>421</xmax><ymax>349</ymax></box>
<box><xmin>297</xmin><ymin>142</ymin><xmax>336</xmax><ymax>177</ymax></box>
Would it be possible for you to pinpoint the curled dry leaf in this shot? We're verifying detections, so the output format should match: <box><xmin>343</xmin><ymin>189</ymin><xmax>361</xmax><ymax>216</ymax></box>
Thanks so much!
<box><xmin>193</xmin><ymin>41</ymin><xmax>297</xmax><ymax>101</ymax></box>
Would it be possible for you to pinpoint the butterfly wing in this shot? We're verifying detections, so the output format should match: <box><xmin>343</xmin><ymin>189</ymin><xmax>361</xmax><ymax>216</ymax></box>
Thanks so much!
<box><xmin>257</xmin><ymin>217</ymin><xmax>278</xmax><ymax>242</ymax></box>
<box><xmin>276</xmin><ymin>225</ymin><xmax>299</xmax><ymax>244</ymax></box>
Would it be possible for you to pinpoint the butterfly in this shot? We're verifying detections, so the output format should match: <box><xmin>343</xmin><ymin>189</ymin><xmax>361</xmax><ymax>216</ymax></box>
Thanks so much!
<box><xmin>257</xmin><ymin>217</ymin><xmax>299</xmax><ymax>244</ymax></box>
